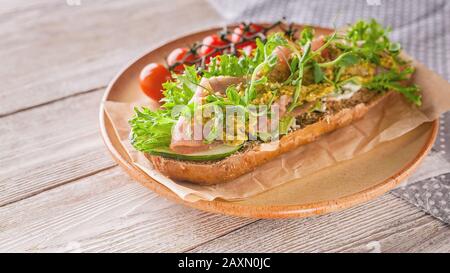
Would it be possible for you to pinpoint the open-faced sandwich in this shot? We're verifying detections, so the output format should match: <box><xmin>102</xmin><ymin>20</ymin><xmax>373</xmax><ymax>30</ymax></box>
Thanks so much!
<box><xmin>130</xmin><ymin>19</ymin><xmax>421</xmax><ymax>185</ymax></box>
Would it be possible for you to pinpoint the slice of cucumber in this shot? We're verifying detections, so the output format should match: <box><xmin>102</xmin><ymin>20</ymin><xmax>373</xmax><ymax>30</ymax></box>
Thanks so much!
<box><xmin>149</xmin><ymin>144</ymin><xmax>242</xmax><ymax>161</ymax></box>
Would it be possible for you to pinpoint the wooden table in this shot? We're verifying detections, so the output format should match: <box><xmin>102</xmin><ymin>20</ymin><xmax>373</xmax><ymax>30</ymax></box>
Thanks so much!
<box><xmin>1</xmin><ymin>0</ymin><xmax>449</xmax><ymax>253</ymax></box>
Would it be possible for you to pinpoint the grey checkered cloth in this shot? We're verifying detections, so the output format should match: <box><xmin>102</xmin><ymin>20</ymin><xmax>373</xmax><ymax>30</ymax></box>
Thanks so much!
<box><xmin>209</xmin><ymin>0</ymin><xmax>450</xmax><ymax>223</ymax></box>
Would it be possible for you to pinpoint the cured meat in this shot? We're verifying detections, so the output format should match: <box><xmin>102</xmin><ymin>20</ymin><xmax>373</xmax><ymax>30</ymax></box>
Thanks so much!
<box><xmin>170</xmin><ymin>76</ymin><xmax>244</xmax><ymax>154</ymax></box>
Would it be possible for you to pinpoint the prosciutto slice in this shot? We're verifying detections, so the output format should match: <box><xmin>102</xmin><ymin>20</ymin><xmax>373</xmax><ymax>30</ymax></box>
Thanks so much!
<box><xmin>272</xmin><ymin>94</ymin><xmax>291</xmax><ymax>118</ymax></box>
<box><xmin>170</xmin><ymin>76</ymin><xmax>245</xmax><ymax>154</ymax></box>
<box><xmin>311</xmin><ymin>35</ymin><xmax>330</xmax><ymax>58</ymax></box>
<box><xmin>208</xmin><ymin>76</ymin><xmax>245</xmax><ymax>94</ymax></box>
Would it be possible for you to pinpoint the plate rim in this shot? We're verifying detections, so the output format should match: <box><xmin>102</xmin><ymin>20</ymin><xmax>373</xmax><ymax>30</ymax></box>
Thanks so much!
<box><xmin>99</xmin><ymin>25</ymin><xmax>438</xmax><ymax>219</ymax></box>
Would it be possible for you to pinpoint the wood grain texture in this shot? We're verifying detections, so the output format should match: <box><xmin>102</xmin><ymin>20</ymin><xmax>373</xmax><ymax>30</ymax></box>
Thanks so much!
<box><xmin>0</xmin><ymin>0</ymin><xmax>222</xmax><ymax>205</ymax></box>
<box><xmin>188</xmin><ymin>194</ymin><xmax>450</xmax><ymax>253</ymax></box>
<box><xmin>0</xmin><ymin>167</ymin><xmax>254</xmax><ymax>253</ymax></box>
<box><xmin>0</xmin><ymin>167</ymin><xmax>447</xmax><ymax>252</ymax></box>
<box><xmin>0</xmin><ymin>91</ymin><xmax>116</xmax><ymax>206</ymax></box>
<box><xmin>0</xmin><ymin>0</ymin><xmax>223</xmax><ymax>116</ymax></box>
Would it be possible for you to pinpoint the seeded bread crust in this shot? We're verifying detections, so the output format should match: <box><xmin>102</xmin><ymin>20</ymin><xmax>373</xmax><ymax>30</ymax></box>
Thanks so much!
<box><xmin>146</xmin><ymin>90</ymin><xmax>392</xmax><ymax>185</ymax></box>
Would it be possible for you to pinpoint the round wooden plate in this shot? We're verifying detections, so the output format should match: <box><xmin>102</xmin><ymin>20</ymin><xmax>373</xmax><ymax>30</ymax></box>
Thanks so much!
<box><xmin>99</xmin><ymin>25</ymin><xmax>438</xmax><ymax>219</ymax></box>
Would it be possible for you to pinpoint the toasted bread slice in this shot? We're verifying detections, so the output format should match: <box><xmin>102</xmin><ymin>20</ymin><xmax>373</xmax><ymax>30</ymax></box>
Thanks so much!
<box><xmin>146</xmin><ymin>90</ymin><xmax>391</xmax><ymax>185</ymax></box>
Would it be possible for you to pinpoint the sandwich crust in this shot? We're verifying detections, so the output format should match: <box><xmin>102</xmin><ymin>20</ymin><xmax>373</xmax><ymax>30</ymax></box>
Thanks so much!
<box><xmin>146</xmin><ymin>91</ymin><xmax>392</xmax><ymax>185</ymax></box>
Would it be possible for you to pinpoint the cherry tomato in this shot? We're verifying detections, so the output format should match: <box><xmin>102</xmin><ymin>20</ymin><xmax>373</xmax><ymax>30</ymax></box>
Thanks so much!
<box><xmin>199</xmin><ymin>34</ymin><xmax>228</xmax><ymax>62</ymax></box>
<box><xmin>230</xmin><ymin>23</ymin><xmax>263</xmax><ymax>43</ymax></box>
<box><xmin>167</xmin><ymin>47</ymin><xmax>195</xmax><ymax>73</ymax></box>
<box><xmin>139</xmin><ymin>63</ymin><xmax>171</xmax><ymax>101</ymax></box>
<box><xmin>236</xmin><ymin>41</ymin><xmax>257</xmax><ymax>56</ymax></box>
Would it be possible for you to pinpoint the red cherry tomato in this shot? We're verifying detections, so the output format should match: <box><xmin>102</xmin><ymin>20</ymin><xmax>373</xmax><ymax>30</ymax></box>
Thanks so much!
<box><xmin>199</xmin><ymin>34</ymin><xmax>228</xmax><ymax>62</ymax></box>
<box><xmin>236</xmin><ymin>41</ymin><xmax>257</xmax><ymax>56</ymax></box>
<box><xmin>231</xmin><ymin>27</ymin><xmax>245</xmax><ymax>44</ymax></box>
<box><xmin>139</xmin><ymin>63</ymin><xmax>171</xmax><ymax>101</ymax></box>
<box><xmin>230</xmin><ymin>23</ymin><xmax>263</xmax><ymax>43</ymax></box>
<box><xmin>167</xmin><ymin>47</ymin><xmax>195</xmax><ymax>73</ymax></box>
